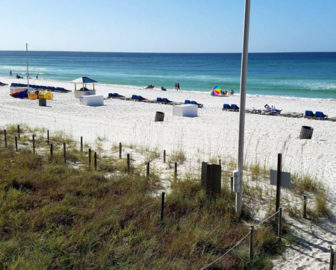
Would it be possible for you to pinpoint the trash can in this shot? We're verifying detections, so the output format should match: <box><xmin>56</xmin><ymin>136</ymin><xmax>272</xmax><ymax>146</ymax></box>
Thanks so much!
<box><xmin>39</xmin><ymin>98</ymin><xmax>47</xmax><ymax>107</ymax></box>
<box><xmin>155</xmin><ymin>111</ymin><xmax>164</xmax><ymax>122</ymax></box>
<box><xmin>300</xmin><ymin>126</ymin><xmax>313</xmax><ymax>139</ymax></box>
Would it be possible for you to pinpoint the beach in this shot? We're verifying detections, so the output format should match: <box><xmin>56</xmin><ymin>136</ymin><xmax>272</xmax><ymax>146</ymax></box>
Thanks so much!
<box><xmin>1</xmin><ymin>76</ymin><xmax>336</xmax><ymax>196</ymax></box>
<box><xmin>1</xmin><ymin>76</ymin><xmax>336</xmax><ymax>269</ymax></box>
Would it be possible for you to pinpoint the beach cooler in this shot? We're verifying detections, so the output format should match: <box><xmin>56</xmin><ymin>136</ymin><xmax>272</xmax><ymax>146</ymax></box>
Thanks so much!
<box><xmin>79</xmin><ymin>95</ymin><xmax>104</xmax><ymax>106</ymax></box>
<box><xmin>173</xmin><ymin>104</ymin><xmax>198</xmax><ymax>117</ymax></box>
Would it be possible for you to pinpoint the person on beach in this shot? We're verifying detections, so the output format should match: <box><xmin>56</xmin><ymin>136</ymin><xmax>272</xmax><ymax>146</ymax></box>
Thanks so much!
<box><xmin>36</xmin><ymin>73</ymin><xmax>39</xmax><ymax>79</ymax></box>
<box><xmin>9</xmin><ymin>70</ymin><xmax>12</xmax><ymax>76</ymax></box>
<box><xmin>161</xmin><ymin>86</ymin><xmax>166</xmax><ymax>91</ymax></box>
<box><xmin>175</xmin><ymin>82</ymin><xmax>180</xmax><ymax>91</ymax></box>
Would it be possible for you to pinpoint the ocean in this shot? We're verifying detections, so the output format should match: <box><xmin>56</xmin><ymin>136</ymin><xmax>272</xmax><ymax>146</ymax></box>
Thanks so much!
<box><xmin>0</xmin><ymin>51</ymin><xmax>335</xmax><ymax>99</ymax></box>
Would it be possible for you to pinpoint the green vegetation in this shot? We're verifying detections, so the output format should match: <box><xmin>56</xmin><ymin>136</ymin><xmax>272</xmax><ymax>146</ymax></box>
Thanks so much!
<box><xmin>0</xmin><ymin>125</ymin><xmax>291</xmax><ymax>269</ymax></box>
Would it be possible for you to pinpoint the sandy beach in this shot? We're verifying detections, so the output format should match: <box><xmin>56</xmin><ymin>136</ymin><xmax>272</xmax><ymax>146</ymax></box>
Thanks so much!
<box><xmin>1</xmin><ymin>76</ymin><xmax>336</xmax><ymax>269</ymax></box>
<box><xmin>1</xmin><ymin>76</ymin><xmax>335</xmax><ymax>192</ymax></box>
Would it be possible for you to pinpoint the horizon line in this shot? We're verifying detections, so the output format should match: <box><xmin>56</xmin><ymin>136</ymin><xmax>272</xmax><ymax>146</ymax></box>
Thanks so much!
<box><xmin>0</xmin><ymin>49</ymin><xmax>335</xmax><ymax>54</ymax></box>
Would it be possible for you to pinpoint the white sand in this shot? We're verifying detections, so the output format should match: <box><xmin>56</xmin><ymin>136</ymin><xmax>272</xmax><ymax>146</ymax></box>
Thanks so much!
<box><xmin>0</xmin><ymin>76</ymin><xmax>335</xmax><ymax>269</ymax></box>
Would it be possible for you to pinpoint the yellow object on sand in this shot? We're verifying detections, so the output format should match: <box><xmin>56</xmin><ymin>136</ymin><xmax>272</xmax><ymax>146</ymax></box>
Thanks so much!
<box><xmin>38</xmin><ymin>90</ymin><xmax>54</xmax><ymax>100</ymax></box>
<box><xmin>28</xmin><ymin>92</ymin><xmax>37</xmax><ymax>100</ymax></box>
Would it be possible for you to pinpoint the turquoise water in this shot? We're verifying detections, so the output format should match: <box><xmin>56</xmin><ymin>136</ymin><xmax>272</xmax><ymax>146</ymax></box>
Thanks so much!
<box><xmin>0</xmin><ymin>51</ymin><xmax>335</xmax><ymax>99</ymax></box>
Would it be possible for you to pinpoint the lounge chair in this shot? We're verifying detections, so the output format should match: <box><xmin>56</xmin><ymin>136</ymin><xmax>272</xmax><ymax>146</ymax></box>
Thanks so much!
<box><xmin>315</xmin><ymin>111</ymin><xmax>328</xmax><ymax>119</ymax></box>
<box><xmin>189</xmin><ymin>100</ymin><xmax>203</xmax><ymax>108</ymax></box>
<box><xmin>304</xmin><ymin>110</ymin><xmax>314</xmax><ymax>118</ymax></box>
<box><xmin>231</xmin><ymin>104</ymin><xmax>239</xmax><ymax>111</ymax></box>
<box><xmin>185</xmin><ymin>99</ymin><xmax>191</xmax><ymax>104</ymax></box>
<box><xmin>222</xmin><ymin>104</ymin><xmax>231</xmax><ymax>110</ymax></box>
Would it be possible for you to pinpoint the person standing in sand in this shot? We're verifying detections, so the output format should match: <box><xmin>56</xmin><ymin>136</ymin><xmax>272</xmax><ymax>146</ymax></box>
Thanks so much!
<box><xmin>9</xmin><ymin>70</ymin><xmax>12</xmax><ymax>76</ymax></box>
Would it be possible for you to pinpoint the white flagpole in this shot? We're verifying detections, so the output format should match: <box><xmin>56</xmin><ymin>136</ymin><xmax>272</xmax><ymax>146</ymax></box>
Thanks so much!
<box><xmin>236</xmin><ymin>0</ymin><xmax>251</xmax><ymax>214</ymax></box>
<box><xmin>26</xmin><ymin>43</ymin><xmax>30</xmax><ymax>90</ymax></box>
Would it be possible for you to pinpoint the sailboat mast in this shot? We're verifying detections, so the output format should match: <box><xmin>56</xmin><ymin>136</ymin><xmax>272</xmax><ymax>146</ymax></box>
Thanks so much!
<box><xmin>26</xmin><ymin>43</ymin><xmax>29</xmax><ymax>89</ymax></box>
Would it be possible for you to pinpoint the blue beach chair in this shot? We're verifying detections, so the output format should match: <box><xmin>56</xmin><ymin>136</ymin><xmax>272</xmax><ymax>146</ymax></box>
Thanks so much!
<box><xmin>231</xmin><ymin>104</ymin><xmax>239</xmax><ymax>111</ymax></box>
<box><xmin>222</xmin><ymin>104</ymin><xmax>231</xmax><ymax>110</ymax></box>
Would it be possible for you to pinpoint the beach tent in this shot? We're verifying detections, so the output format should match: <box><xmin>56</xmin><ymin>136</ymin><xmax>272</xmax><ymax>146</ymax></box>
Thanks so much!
<box><xmin>72</xmin><ymin>77</ymin><xmax>97</xmax><ymax>98</ymax></box>
<box><xmin>72</xmin><ymin>77</ymin><xmax>97</xmax><ymax>91</ymax></box>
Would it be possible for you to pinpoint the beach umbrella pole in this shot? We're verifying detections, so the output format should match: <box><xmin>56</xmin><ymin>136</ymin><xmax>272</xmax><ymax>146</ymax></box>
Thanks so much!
<box><xmin>236</xmin><ymin>0</ymin><xmax>251</xmax><ymax>214</ymax></box>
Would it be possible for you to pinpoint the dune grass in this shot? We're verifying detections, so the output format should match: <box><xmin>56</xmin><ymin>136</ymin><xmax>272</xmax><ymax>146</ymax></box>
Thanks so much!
<box><xmin>0</xmin><ymin>125</ymin><xmax>288</xmax><ymax>269</ymax></box>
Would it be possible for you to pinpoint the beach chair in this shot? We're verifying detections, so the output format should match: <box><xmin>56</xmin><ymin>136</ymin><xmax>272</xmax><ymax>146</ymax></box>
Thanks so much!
<box><xmin>231</xmin><ymin>104</ymin><xmax>239</xmax><ymax>111</ymax></box>
<box><xmin>315</xmin><ymin>111</ymin><xmax>327</xmax><ymax>119</ymax></box>
<box><xmin>222</xmin><ymin>104</ymin><xmax>231</xmax><ymax>110</ymax></box>
<box><xmin>162</xmin><ymin>98</ymin><xmax>171</xmax><ymax>103</ymax></box>
<box><xmin>304</xmin><ymin>110</ymin><xmax>314</xmax><ymax>118</ymax></box>
<box><xmin>190</xmin><ymin>100</ymin><xmax>203</xmax><ymax>108</ymax></box>
<box><xmin>185</xmin><ymin>99</ymin><xmax>191</xmax><ymax>104</ymax></box>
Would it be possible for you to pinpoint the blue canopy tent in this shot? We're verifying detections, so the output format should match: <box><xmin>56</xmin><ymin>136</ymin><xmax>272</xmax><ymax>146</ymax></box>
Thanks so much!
<box><xmin>72</xmin><ymin>76</ymin><xmax>97</xmax><ymax>91</ymax></box>
<box><xmin>72</xmin><ymin>77</ymin><xmax>97</xmax><ymax>98</ymax></box>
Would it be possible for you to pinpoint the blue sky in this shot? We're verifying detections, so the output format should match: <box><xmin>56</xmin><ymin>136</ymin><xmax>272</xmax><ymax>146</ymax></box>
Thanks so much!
<box><xmin>1</xmin><ymin>0</ymin><xmax>335</xmax><ymax>52</ymax></box>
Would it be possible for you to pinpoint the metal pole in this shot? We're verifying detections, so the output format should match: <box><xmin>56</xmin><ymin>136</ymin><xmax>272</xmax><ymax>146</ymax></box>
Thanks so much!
<box><xmin>26</xmin><ymin>43</ymin><xmax>30</xmax><ymax>90</ymax></box>
<box><xmin>236</xmin><ymin>0</ymin><xmax>251</xmax><ymax>214</ymax></box>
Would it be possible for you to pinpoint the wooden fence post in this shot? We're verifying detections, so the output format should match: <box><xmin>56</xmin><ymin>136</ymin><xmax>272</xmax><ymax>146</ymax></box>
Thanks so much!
<box><xmin>174</xmin><ymin>162</ymin><xmax>177</xmax><ymax>180</ymax></box>
<box><xmin>127</xmin><ymin>153</ymin><xmax>130</xmax><ymax>174</ymax></box>
<box><xmin>161</xmin><ymin>192</ymin><xmax>165</xmax><ymax>222</ymax></box>
<box><xmin>47</xmin><ymin>130</ymin><xmax>49</xmax><ymax>145</ymax></box>
<box><xmin>146</xmin><ymin>162</ymin><xmax>150</xmax><ymax>177</ymax></box>
<box><xmin>63</xmin><ymin>143</ymin><xmax>66</xmax><ymax>164</ymax></box>
<box><xmin>80</xmin><ymin>136</ymin><xmax>83</xmax><ymax>152</ymax></box>
<box><xmin>330</xmin><ymin>246</ymin><xmax>334</xmax><ymax>270</ymax></box>
<box><xmin>4</xmin><ymin>129</ymin><xmax>7</xmax><ymax>148</ymax></box>
<box><xmin>32</xmin><ymin>135</ymin><xmax>35</xmax><ymax>153</ymax></box>
<box><xmin>119</xmin><ymin>143</ymin><xmax>122</xmax><ymax>159</ymax></box>
<box><xmin>94</xmin><ymin>152</ymin><xmax>97</xmax><ymax>171</ymax></box>
<box><xmin>230</xmin><ymin>176</ymin><xmax>234</xmax><ymax>192</ymax></box>
<box><xmin>275</xmin><ymin>153</ymin><xmax>282</xmax><ymax>212</ymax></box>
<box><xmin>17</xmin><ymin>125</ymin><xmax>20</xmax><ymax>139</ymax></box>
<box><xmin>249</xmin><ymin>226</ymin><xmax>254</xmax><ymax>261</ymax></box>
<box><xmin>278</xmin><ymin>207</ymin><xmax>282</xmax><ymax>241</ymax></box>
<box><xmin>88</xmin><ymin>148</ymin><xmax>92</xmax><ymax>168</ymax></box>
<box><xmin>303</xmin><ymin>195</ymin><xmax>307</xmax><ymax>219</ymax></box>
<box><xmin>50</xmin><ymin>144</ymin><xmax>53</xmax><ymax>160</ymax></box>
<box><xmin>15</xmin><ymin>136</ymin><xmax>18</xmax><ymax>151</ymax></box>
<box><xmin>163</xmin><ymin>150</ymin><xmax>166</xmax><ymax>163</ymax></box>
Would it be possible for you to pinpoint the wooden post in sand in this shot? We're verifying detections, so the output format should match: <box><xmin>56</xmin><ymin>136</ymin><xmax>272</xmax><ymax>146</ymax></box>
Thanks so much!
<box><xmin>275</xmin><ymin>153</ymin><xmax>282</xmax><ymax>212</ymax></box>
<box><xmin>63</xmin><ymin>143</ymin><xmax>66</xmax><ymax>164</ymax></box>
<box><xmin>127</xmin><ymin>153</ymin><xmax>130</xmax><ymax>174</ymax></box>
<box><xmin>47</xmin><ymin>130</ymin><xmax>50</xmax><ymax>145</ymax></box>
<box><xmin>50</xmin><ymin>144</ymin><xmax>53</xmax><ymax>160</ymax></box>
<box><xmin>303</xmin><ymin>195</ymin><xmax>307</xmax><ymax>219</ymax></box>
<box><xmin>249</xmin><ymin>226</ymin><xmax>254</xmax><ymax>260</ymax></box>
<box><xmin>146</xmin><ymin>162</ymin><xmax>150</xmax><ymax>177</ymax></box>
<box><xmin>17</xmin><ymin>125</ymin><xmax>20</xmax><ymax>139</ymax></box>
<box><xmin>4</xmin><ymin>130</ymin><xmax>7</xmax><ymax>148</ymax></box>
<box><xmin>94</xmin><ymin>152</ymin><xmax>97</xmax><ymax>171</ymax></box>
<box><xmin>330</xmin><ymin>246</ymin><xmax>334</xmax><ymax>270</ymax></box>
<box><xmin>80</xmin><ymin>136</ymin><xmax>83</xmax><ymax>152</ymax></box>
<box><xmin>174</xmin><ymin>162</ymin><xmax>177</xmax><ymax>180</ymax></box>
<box><xmin>15</xmin><ymin>136</ymin><xmax>18</xmax><ymax>151</ymax></box>
<box><xmin>161</xmin><ymin>192</ymin><xmax>165</xmax><ymax>222</ymax></box>
<box><xmin>88</xmin><ymin>148</ymin><xmax>92</xmax><ymax>168</ymax></box>
<box><xmin>119</xmin><ymin>143</ymin><xmax>122</xmax><ymax>159</ymax></box>
<box><xmin>163</xmin><ymin>150</ymin><xmax>166</xmax><ymax>163</ymax></box>
<box><xmin>32</xmin><ymin>135</ymin><xmax>35</xmax><ymax>153</ymax></box>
